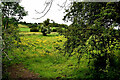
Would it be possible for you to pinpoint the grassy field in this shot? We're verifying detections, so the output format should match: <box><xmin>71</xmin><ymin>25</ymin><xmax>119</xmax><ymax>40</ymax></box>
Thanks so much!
<box><xmin>3</xmin><ymin>24</ymin><xmax>92</xmax><ymax>79</ymax></box>
<box><xmin>18</xmin><ymin>24</ymin><xmax>30</xmax><ymax>32</ymax></box>
<box><xmin>18</xmin><ymin>24</ymin><xmax>29</xmax><ymax>28</ymax></box>
<box><xmin>19</xmin><ymin>27</ymin><xmax>30</xmax><ymax>32</ymax></box>
<box><xmin>8</xmin><ymin>33</ymin><xmax>90</xmax><ymax>78</ymax></box>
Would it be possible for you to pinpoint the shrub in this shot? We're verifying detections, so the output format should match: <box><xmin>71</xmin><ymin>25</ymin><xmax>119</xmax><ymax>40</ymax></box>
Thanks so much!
<box><xmin>30</xmin><ymin>28</ymin><xmax>39</xmax><ymax>32</ymax></box>
<box><xmin>40</xmin><ymin>24</ymin><xmax>51</xmax><ymax>36</ymax></box>
<box><xmin>56</xmin><ymin>27</ymin><xmax>65</xmax><ymax>35</ymax></box>
<box><xmin>52</xmin><ymin>28</ymin><xmax>57</xmax><ymax>32</ymax></box>
<box><xmin>41</xmin><ymin>28</ymin><xmax>47</xmax><ymax>36</ymax></box>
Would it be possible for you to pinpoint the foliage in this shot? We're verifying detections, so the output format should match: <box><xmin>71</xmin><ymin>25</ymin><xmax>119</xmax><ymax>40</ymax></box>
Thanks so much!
<box><xmin>2</xmin><ymin>2</ymin><xmax>27</xmax><ymax>20</ymax></box>
<box><xmin>62</xmin><ymin>2</ymin><xmax>120</xmax><ymax>79</ymax></box>
<box><xmin>84</xmin><ymin>28</ymin><xmax>120</xmax><ymax>79</ymax></box>
<box><xmin>2</xmin><ymin>18</ymin><xmax>20</xmax><ymax>60</ymax></box>
<box><xmin>40</xmin><ymin>19</ymin><xmax>51</xmax><ymax>36</ymax></box>
<box><xmin>51</xmin><ymin>24</ymin><xmax>67</xmax><ymax>33</ymax></box>
<box><xmin>63</xmin><ymin>2</ymin><xmax>120</xmax><ymax>25</ymax></box>
<box><xmin>30</xmin><ymin>27</ymin><xmax>39</xmax><ymax>32</ymax></box>
<box><xmin>2</xmin><ymin>23</ymin><xmax>19</xmax><ymax>50</ymax></box>
<box><xmin>30</xmin><ymin>24</ymin><xmax>39</xmax><ymax>32</ymax></box>
<box><xmin>56</xmin><ymin>24</ymin><xmax>68</xmax><ymax>35</ymax></box>
<box><xmin>29</xmin><ymin>23</ymin><xmax>38</xmax><ymax>28</ymax></box>
<box><xmin>2</xmin><ymin>2</ymin><xmax>27</xmax><ymax>60</ymax></box>
<box><xmin>41</xmin><ymin>26</ymin><xmax>48</xmax><ymax>36</ymax></box>
<box><xmin>43</xmin><ymin>18</ymin><xmax>50</xmax><ymax>27</ymax></box>
<box><xmin>52</xmin><ymin>28</ymin><xmax>57</xmax><ymax>32</ymax></box>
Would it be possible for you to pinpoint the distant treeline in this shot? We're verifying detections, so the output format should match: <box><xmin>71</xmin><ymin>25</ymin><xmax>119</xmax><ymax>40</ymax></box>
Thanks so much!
<box><xmin>18</xmin><ymin>21</ymin><xmax>68</xmax><ymax>28</ymax></box>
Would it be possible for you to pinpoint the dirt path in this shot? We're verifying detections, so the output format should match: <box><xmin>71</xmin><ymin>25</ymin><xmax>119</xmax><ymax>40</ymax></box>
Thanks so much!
<box><xmin>7</xmin><ymin>63</ymin><xmax>41</xmax><ymax>80</ymax></box>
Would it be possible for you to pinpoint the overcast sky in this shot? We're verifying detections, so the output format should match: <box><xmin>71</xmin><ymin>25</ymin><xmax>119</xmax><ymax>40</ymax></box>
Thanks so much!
<box><xmin>19</xmin><ymin>0</ymin><xmax>72</xmax><ymax>25</ymax></box>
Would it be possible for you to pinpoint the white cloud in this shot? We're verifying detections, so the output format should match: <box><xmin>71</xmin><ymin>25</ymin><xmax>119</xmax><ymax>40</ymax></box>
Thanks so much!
<box><xmin>19</xmin><ymin>0</ymin><xmax>72</xmax><ymax>25</ymax></box>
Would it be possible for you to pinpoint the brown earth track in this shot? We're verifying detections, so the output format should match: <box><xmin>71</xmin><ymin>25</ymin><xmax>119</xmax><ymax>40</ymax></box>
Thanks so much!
<box><xmin>6</xmin><ymin>63</ymin><xmax>41</xmax><ymax>80</ymax></box>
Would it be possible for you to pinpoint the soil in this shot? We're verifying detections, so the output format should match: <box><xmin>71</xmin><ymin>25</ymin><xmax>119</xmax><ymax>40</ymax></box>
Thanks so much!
<box><xmin>6</xmin><ymin>63</ymin><xmax>41</xmax><ymax>80</ymax></box>
<box><xmin>4</xmin><ymin>63</ymin><xmax>63</xmax><ymax>80</ymax></box>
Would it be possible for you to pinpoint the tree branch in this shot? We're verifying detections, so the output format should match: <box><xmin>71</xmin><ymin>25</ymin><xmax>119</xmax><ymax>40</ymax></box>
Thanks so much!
<box><xmin>57</xmin><ymin>0</ymin><xmax>67</xmax><ymax>9</ymax></box>
<box><xmin>33</xmin><ymin>0</ymin><xmax>71</xmax><ymax>19</ymax></box>
<box><xmin>35</xmin><ymin>1</ymin><xmax>50</xmax><ymax>14</ymax></box>
<box><xmin>2</xmin><ymin>41</ymin><xmax>12</xmax><ymax>61</ymax></box>
<box><xmin>3</xmin><ymin>51</ymin><xmax>12</xmax><ymax>61</ymax></box>
<box><xmin>33</xmin><ymin>0</ymin><xmax>53</xmax><ymax>19</ymax></box>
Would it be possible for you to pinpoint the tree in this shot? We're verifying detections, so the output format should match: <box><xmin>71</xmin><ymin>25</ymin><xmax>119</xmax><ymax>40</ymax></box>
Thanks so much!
<box><xmin>30</xmin><ymin>23</ymin><xmax>39</xmax><ymax>32</ymax></box>
<box><xmin>41</xmin><ymin>18</ymin><xmax>51</xmax><ymax>36</ymax></box>
<box><xmin>63</xmin><ymin>2</ymin><xmax>120</xmax><ymax>54</ymax></box>
<box><xmin>43</xmin><ymin>18</ymin><xmax>50</xmax><ymax>26</ymax></box>
<box><xmin>2</xmin><ymin>2</ymin><xmax>27</xmax><ymax>60</ymax></box>
<box><xmin>63</xmin><ymin>2</ymin><xmax>120</xmax><ymax>26</ymax></box>
<box><xmin>33</xmin><ymin>1</ymin><xmax>120</xmax><ymax>78</ymax></box>
<box><xmin>62</xmin><ymin>2</ymin><xmax>120</xmax><ymax>79</ymax></box>
<box><xmin>2</xmin><ymin>2</ymin><xmax>27</xmax><ymax>28</ymax></box>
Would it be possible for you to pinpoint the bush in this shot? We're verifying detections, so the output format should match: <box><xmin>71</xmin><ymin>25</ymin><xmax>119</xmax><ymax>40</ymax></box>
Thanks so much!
<box><xmin>52</xmin><ymin>28</ymin><xmax>57</xmax><ymax>32</ymax></box>
<box><xmin>41</xmin><ymin>28</ymin><xmax>47</xmax><ymax>36</ymax></box>
<box><xmin>40</xmin><ymin>24</ymin><xmax>51</xmax><ymax>36</ymax></box>
<box><xmin>30</xmin><ymin>28</ymin><xmax>39</xmax><ymax>32</ymax></box>
<box><xmin>56</xmin><ymin>27</ymin><xmax>65</xmax><ymax>35</ymax></box>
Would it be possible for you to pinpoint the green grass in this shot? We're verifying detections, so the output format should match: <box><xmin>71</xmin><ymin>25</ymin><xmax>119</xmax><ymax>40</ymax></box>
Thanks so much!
<box><xmin>19</xmin><ymin>27</ymin><xmax>30</xmax><ymax>32</ymax></box>
<box><xmin>18</xmin><ymin>24</ymin><xmax>29</xmax><ymax>28</ymax></box>
<box><xmin>4</xmin><ymin>32</ymin><xmax>92</xmax><ymax>79</ymax></box>
<box><xmin>18</xmin><ymin>24</ymin><xmax>30</xmax><ymax>32</ymax></box>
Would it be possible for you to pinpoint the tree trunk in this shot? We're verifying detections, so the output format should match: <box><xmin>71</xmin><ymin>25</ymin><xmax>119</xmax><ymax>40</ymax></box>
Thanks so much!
<box><xmin>43</xmin><ymin>32</ymin><xmax>47</xmax><ymax>36</ymax></box>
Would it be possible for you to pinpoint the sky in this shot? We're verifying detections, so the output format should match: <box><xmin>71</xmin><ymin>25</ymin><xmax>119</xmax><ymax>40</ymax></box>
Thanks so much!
<box><xmin>19</xmin><ymin>0</ymin><xmax>72</xmax><ymax>25</ymax></box>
